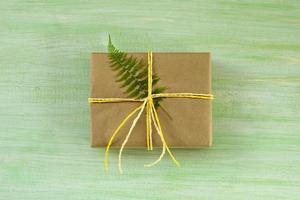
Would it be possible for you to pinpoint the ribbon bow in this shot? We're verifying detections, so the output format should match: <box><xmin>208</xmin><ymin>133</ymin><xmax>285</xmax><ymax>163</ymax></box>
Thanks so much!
<box><xmin>89</xmin><ymin>51</ymin><xmax>214</xmax><ymax>173</ymax></box>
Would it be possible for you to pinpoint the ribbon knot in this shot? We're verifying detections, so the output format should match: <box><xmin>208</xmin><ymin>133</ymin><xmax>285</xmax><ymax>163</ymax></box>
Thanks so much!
<box><xmin>89</xmin><ymin>51</ymin><xmax>213</xmax><ymax>174</ymax></box>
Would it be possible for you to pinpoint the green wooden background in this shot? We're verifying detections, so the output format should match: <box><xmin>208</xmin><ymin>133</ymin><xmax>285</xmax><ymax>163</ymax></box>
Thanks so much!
<box><xmin>1</xmin><ymin>0</ymin><xmax>299</xmax><ymax>199</ymax></box>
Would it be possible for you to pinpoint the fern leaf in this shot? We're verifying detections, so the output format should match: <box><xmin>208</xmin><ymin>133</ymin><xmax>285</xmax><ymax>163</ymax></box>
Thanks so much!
<box><xmin>107</xmin><ymin>35</ymin><xmax>166</xmax><ymax>108</ymax></box>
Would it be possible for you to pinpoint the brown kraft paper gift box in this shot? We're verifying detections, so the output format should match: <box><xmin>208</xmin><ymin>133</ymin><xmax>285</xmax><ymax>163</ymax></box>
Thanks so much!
<box><xmin>90</xmin><ymin>52</ymin><xmax>212</xmax><ymax>148</ymax></box>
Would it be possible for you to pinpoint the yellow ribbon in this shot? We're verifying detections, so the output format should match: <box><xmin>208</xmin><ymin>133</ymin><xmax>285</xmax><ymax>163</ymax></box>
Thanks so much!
<box><xmin>89</xmin><ymin>51</ymin><xmax>214</xmax><ymax>174</ymax></box>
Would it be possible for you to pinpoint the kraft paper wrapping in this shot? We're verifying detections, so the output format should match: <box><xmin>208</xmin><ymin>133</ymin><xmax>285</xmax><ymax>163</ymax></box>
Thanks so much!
<box><xmin>90</xmin><ymin>52</ymin><xmax>212</xmax><ymax>147</ymax></box>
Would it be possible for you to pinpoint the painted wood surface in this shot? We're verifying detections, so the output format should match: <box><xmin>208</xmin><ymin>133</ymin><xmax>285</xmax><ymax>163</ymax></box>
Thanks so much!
<box><xmin>0</xmin><ymin>0</ymin><xmax>299</xmax><ymax>199</ymax></box>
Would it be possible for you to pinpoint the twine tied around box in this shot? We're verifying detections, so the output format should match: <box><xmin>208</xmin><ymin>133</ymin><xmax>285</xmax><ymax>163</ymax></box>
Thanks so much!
<box><xmin>89</xmin><ymin>51</ymin><xmax>214</xmax><ymax>173</ymax></box>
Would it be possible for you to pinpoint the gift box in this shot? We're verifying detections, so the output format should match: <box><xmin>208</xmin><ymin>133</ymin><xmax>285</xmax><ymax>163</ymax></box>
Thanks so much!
<box><xmin>90</xmin><ymin>52</ymin><xmax>212</xmax><ymax>148</ymax></box>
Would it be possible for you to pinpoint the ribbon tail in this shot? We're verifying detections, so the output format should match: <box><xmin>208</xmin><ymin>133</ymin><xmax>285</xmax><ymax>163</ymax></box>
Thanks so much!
<box><xmin>144</xmin><ymin>103</ymin><xmax>166</xmax><ymax>167</ymax></box>
<box><xmin>104</xmin><ymin>103</ymin><xmax>145</xmax><ymax>171</ymax></box>
<box><xmin>150</xmin><ymin>102</ymin><xmax>180</xmax><ymax>167</ymax></box>
<box><xmin>118</xmin><ymin>100</ymin><xmax>147</xmax><ymax>174</ymax></box>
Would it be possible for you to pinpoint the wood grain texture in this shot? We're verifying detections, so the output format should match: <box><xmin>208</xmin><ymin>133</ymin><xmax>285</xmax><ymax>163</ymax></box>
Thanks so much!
<box><xmin>0</xmin><ymin>0</ymin><xmax>299</xmax><ymax>199</ymax></box>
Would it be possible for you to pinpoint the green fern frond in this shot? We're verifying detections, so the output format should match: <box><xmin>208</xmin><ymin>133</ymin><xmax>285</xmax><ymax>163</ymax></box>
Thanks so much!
<box><xmin>107</xmin><ymin>35</ymin><xmax>166</xmax><ymax>108</ymax></box>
